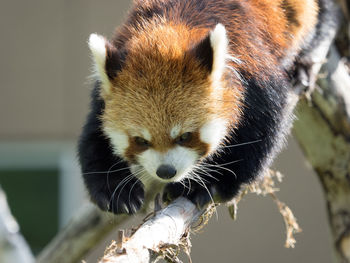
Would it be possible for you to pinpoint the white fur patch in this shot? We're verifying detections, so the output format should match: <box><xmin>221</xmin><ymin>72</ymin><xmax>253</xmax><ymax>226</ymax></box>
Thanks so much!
<box><xmin>88</xmin><ymin>33</ymin><xmax>111</xmax><ymax>94</ymax></box>
<box><xmin>137</xmin><ymin>150</ymin><xmax>161</xmax><ymax>178</ymax></box>
<box><xmin>200</xmin><ymin>119</ymin><xmax>228</xmax><ymax>152</ymax></box>
<box><xmin>163</xmin><ymin>147</ymin><xmax>198</xmax><ymax>180</ymax></box>
<box><xmin>209</xmin><ymin>24</ymin><xmax>228</xmax><ymax>82</ymax></box>
<box><xmin>103</xmin><ymin>127</ymin><xmax>129</xmax><ymax>156</ymax></box>
<box><xmin>137</xmin><ymin>146</ymin><xmax>198</xmax><ymax>182</ymax></box>
<box><xmin>170</xmin><ymin>125</ymin><xmax>181</xmax><ymax>139</ymax></box>
<box><xmin>129</xmin><ymin>128</ymin><xmax>152</xmax><ymax>141</ymax></box>
<box><xmin>140</xmin><ymin>128</ymin><xmax>152</xmax><ymax>141</ymax></box>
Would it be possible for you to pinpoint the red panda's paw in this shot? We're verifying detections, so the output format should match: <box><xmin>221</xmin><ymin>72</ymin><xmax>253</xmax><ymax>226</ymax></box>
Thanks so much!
<box><xmin>163</xmin><ymin>182</ymin><xmax>216</xmax><ymax>209</ymax></box>
<box><xmin>94</xmin><ymin>180</ymin><xmax>144</xmax><ymax>215</ymax></box>
<box><xmin>163</xmin><ymin>179</ymin><xmax>244</xmax><ymax>210</ymax></box>
<box><xmin>162</xmin><ymin>182</ymin><xmax>186</xmax><ymax>205</ymax></box>
<box><xmin>187</xmin><ymin>184</ymin><xmax>218</xmax><ymax>209</ymax></box>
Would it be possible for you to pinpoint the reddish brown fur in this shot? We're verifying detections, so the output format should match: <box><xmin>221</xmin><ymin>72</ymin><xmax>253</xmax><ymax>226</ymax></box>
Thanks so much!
<box><xmin>113</xmin><ymin>0</ymin><xmax>318</xmax><ymax>75</ymax></box>
<box><xmin>125</xmin><ymin>137</ymin><xmax>150</xmax><ymax>163</ymax></box>
<box><xmin>247</xmin><ymin>0</ymin><xmax>318</xmax><ymax>61</ymax></box>
<box><xmin>178</xmin><ymin>131</ymin><xmax>210</xmax><ymax>156</ymax></box>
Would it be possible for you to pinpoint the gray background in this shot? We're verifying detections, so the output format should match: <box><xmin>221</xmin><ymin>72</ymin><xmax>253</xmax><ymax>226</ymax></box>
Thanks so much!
<box><xmin>0</xmin><ymin>1</ymin><xmax>332</xmax><ymax>262</ymax></box>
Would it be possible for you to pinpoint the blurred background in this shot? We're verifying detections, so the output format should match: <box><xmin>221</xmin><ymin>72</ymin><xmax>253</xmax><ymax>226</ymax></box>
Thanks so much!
<box><xmin>0</xmin><ymin>0</ymin><xmax>333</xmax><ymax>262</ymax></box>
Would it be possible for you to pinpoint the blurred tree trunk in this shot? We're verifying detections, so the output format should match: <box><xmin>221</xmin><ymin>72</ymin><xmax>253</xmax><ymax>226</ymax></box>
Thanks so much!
<box><xmin>293</xmin><ymin>2</ymin><xmax>350</xmax><ymax>261</ymax></box>
<box><xmin>0</xmin><ymin>186</ymin><xmax>35</xmax><ymax>263</ymax></box>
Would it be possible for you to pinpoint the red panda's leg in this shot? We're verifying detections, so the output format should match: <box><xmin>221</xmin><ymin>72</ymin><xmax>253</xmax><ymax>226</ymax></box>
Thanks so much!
<box><xmin>293</xmin><ymin>0</ymin><xmax>340</xmax><ymax>94</ymax></box>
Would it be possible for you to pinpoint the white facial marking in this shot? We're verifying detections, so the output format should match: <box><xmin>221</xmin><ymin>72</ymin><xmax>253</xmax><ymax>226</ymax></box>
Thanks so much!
<box><xmin>140</xmin><ymin>128</ymin><xmax>152</xmax><ymax>141</ymax></box>
<box><xmin>163</xmin><ymin>147</ymin><xmax>198</xmax><ymax>180</ymax></box>
<box><xmin>137</xmin><ymin>146</ymin><xmax>198</xmax><ymax>182</ymax></box>
<box><xmin>103</xmin><ymin>127</ymin><xmax>129</xmax><ymax>156</ymax></box>
<box><xmin>200</xmin><ymin>119</ymin><xmax>228</xmax><ymax>152</ymax></box>
<box><xmin>88</xmin><ymin>33</ymin><xmax>111</xmax><ymax>94</ymax></box>
<box><xmin>138</xmin><ymin>150</ymin><xmax>161</xmax><ymax>178</ymax></box>
<box><xmin>209</xmin><ymin>24</ymin><xmax>228</xmax><ymax>82</ymax></box>
<box><xmin>170</xmin><ymin>125</ymin><xmax>181</xmax><ymax>139</ymax></box>
<box><xmin>130</xmin><ymin>128</ymin><xmax>152</xmax><ymax>141</ymax></box>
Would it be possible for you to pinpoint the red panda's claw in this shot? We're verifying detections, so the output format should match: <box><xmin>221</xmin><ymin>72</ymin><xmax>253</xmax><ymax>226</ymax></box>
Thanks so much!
<box><xmin>99</xmin><ymin>181</ymin><xmax>144</xmax><ymax>215</ymax></box>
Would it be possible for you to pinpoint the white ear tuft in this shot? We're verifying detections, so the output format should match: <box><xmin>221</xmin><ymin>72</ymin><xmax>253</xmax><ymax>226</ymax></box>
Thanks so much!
<box><xmin>209</xmin><ymin>24</ymin><xmax>228</xmax><ymax>82</ymax></box>
<box><xmin>88</xmin><ymin>34</ymin><xmax>111</xmax><ymax>94</ymax></box>
<box><xmin>89</xmin><ymin>34</ymin><xmax>107</xmax><ymax>67</ymax></box>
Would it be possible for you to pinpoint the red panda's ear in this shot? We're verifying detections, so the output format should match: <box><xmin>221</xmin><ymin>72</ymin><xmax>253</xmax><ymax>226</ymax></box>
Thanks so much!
<box><xmin>88</xmin><ymin>34</ymin><xmax>125</xmax><ymax>96</ymax></box>
<box><xmin>190</xmin><ymin>24</ymin><xmax>228</xmax><ymax>82</ymax></box>
<box><xmin>209</xmin><ymin>24</ymin><xmax>229</xmax><ymax>82</ymax></box>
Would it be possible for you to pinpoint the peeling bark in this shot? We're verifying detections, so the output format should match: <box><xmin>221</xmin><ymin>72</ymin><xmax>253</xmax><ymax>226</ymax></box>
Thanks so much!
<box><xmin>294</xmin><ymin>45</ymin><xmax>350</xmax><ymax>262</ymax></box>
<box><xmin>99</xmin><ymin>197</ymin><xmax>201</xmax><ymax>263</ymax></box>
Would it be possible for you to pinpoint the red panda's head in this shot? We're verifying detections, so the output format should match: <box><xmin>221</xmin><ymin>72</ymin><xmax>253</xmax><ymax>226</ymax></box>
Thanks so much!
<box><xmin>88</xmin><ymin>23</ymin><xmax>242</xmax><ymax>184</ymax></box>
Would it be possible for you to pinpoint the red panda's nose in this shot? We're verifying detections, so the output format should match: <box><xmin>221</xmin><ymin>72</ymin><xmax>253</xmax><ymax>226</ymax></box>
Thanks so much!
<box><xmin>156</xmin><ymin>165</ymin><xmax>177</xmax><ymax>179</ymax></box>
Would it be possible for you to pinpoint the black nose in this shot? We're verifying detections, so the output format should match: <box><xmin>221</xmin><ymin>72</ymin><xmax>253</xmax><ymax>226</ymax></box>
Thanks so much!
<box><xmin>156</xmin><ymin>165</ymin><xmax>177</xmax><ymax>179</ymax></box>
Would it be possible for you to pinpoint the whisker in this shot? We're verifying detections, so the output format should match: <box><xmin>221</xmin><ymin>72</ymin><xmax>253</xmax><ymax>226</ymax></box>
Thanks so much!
<box><xmin>114</xmin><ymin>168</ymin><xmax>146</xmax><ymax>213</ymax></box>
<box><xmin>196</xmin><ymin>164</ymin><xmax>223</xmax><ymax>176</ymax></box>
<box><xmin>194</xmin><ymin>167</ymin><xmax>220</xmax><ymax>182</ymax></box>
<box><xmin>110</xmin><ymin>174</ymin><xmax>135</xmax><ymax>213</ymax></box>
<box><xmin>186</xmin><ymin>178</ymin><xmax>192</xmax><ymax>195</ymax></box>
<box><xmin>193</xmin><ymin>173</ymin><xmax>210</xmax><ymax>184</ymax></box>
<box><xmin>114</xmin><ymin>176</ymin><xmax>137</xmax><ymax>214</ymax></box>
<box><xmin>199</xmin><ymin>165</ymin><xmax>223</xmax><ymax>176</ymax></box>
<box><xmin>179</xmin><ymin>180</ymin><xmax>191</xmax><ymax>192</ymax></box>
<box><xmin>82</xmin><ymin>165</ymin><xmax>130</xmax><ymax>176</ymax></box>
<box><xmin>204</xmin><ymin>159</ymin><xmax>243</xmax><ymax>168</ymax></box>
<box><xmin>127</xmin><ymin>169</ymin><xmax>147</xmax><ymax>209</ymax></box>
<box><xmin>221</xmin><ymin>139</ymin><xmax>262</xmax><ymax>149</ymax></box>
<box><xmin>204</xmin><ymin>163</ymin><xmax>238</xmax><ymax>179</ymax></box>
<box><xmin>192</xmin><ymin>174</ymin><xmax>218</xmax><ymax>219</ymax></box>
<box><xmin>106</xmin><ymin>161</ymin><xmax>130</xmax><ymax>193</ymax></box>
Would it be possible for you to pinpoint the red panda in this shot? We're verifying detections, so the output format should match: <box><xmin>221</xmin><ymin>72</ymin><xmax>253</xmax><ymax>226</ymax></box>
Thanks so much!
<box><xmin>78</xmin><ymin>0</ymin><xmax>328</xmax><ymax>214</ymax></box>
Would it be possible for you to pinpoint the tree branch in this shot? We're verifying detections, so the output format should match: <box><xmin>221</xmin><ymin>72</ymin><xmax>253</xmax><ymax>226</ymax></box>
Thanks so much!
<box><xmin>292</xmin><ymin>5</ymin><xmax>350</xmax><ymax>262</ymax></box>
<box><xmin>0</xmin><ymin>186</ymin><xmax>35</xmax><ymax>263</ymax></box>
<box><xmin>293</xmin><ymin>43</ymin><xmax>350</xmax><ymax>262</ymax></box>
<box><xmin>36</xmin><ymin>203</ymin><xmax>130</xmax><ymax>263</ymax></box>
<box><xmin>99</xmin><ymin>197</ymin><xmax>202</xmax><ymax>263</ymax></box>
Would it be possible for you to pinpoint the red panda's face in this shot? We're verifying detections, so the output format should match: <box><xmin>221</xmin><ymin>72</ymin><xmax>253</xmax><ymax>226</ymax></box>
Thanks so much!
<box><xmin>89</xmin><ymin>24</ymin><xmax>242</xmax><ymax>184</ymax></box>
<box><xmin>103</xmin><ymin>120</ymin><xmax>228</xmax><ymax>183</ymax></box>
<box><xmin>101</xmin><ymin>59</ymin><xmax>231</xmax><ymax>183</ymax></box>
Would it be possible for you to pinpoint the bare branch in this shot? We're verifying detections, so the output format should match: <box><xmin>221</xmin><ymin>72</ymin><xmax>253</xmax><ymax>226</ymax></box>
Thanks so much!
<box><xmin>37</xmin><ymin>203</ymin><xmax>130</xmax><ymax>263</ymax></box>
<box><xmin>99</xmin><ymin>197</ymin><xmax>202</xmax><ymax>263</ymax></box>
<box><xmin>294</xmin><ymin>37</ymin><xmax>350</xmax><ymax>263</ymax></box>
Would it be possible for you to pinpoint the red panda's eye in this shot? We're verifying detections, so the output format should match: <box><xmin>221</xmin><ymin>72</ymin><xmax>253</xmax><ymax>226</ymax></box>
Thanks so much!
<box><xmin>176</xmin><ymin>132</ymin><xmax>192</xmax><ymax>145</ymax></box>
<box><xmin>134</xmin><ymin>136</ymin><xmax>151</xmax><ymax>147</ymax></box>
